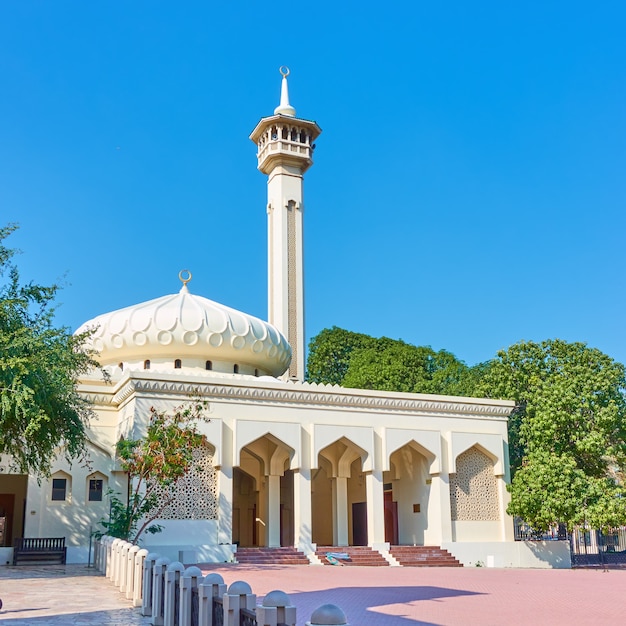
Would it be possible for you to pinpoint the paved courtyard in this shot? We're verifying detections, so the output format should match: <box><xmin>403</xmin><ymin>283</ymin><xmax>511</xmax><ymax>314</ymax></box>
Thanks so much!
<box><xmin>0</xmin><ymin>563</ymin><xmax>625</xmax><ymax>625</ymax></box>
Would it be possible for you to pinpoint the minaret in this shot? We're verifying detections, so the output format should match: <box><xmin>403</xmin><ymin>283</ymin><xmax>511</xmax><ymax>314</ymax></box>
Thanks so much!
<box><xmin>250</xmin><ymin>67</ymin><xmax>321</xmax><ymax>380</ymax></box>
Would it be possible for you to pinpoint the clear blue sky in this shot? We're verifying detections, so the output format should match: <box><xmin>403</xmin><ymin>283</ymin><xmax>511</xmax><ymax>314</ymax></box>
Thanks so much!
<box><xmin>1</xmin><ymin>1</ymin><xmax>625</xmax><ymax>368</ymax></box>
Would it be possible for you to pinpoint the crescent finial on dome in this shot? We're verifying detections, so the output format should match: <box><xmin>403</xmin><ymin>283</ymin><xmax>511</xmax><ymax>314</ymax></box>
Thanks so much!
<box><xmin>179</xmin><ymin>269</ymin><xmax>192</xmax><ymax>293</ymax></box>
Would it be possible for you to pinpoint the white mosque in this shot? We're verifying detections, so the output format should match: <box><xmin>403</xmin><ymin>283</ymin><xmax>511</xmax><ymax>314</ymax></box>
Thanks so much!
<box><xmin>0</xmin><ymin>69</ymin><xmax>569</xmax><ymax>568</ymax></box>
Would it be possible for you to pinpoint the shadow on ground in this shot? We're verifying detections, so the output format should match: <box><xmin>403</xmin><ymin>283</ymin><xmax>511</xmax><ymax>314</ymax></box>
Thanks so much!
<box><xmin>0</xmin><ymin>608</ymin><xmax>150</xmax><ymax>625</ymax></box>
<box><xmin>287</xmin><ymin>585</ymin><xmax>484</xmax><ymax>626</ymax></box>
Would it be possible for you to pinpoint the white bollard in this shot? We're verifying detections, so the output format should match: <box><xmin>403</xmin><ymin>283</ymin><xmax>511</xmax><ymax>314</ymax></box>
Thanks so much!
<box><xmin>152</xmin><ymin>556</ymin><xmax>171</xmax><ymax>626</ymax></box>
<box><xmin>163</xmin><ymin>561</ymin><xmax>185</xmax><ymax>626</ymax></box>
<box><xmin>306</xmin><ymin>604</ymin><xmax>349</xmax><ymax>626</ymax></box>
<box><xmin>114</xmin><ymin>539</ymin><xmax>125</xmax><ymax>583</ymax></box>
<box><xmin>97</xmin><ymin>536</ymin><xmax>107</xmax><ymax>573</ymax></box>
<box><xmin>198</xmin><ymin>573</ymin><xmax>226</xmax><ymax>626</ymax></box>
<box><xmin>222</xmin><ymin>581</ymin><xmax>256</xmax><ymax>626</ymax></box>
<box><xmin>110</xmin><ymin>538</ymin><xmax>122</xmax><ymax>581</ymax></box>
<box><xmin>133</xmin><ymin>548</ymin><xmax>149</xmax><ymax>607</ymax></box>
<box><xmin>93</xmin><ymin>537</ymin><xmax>100</xmax><ymax>571</ymax></box>
<box><xmin>105</xmin><ymin>536</ymin><xmax>114</xmax><ymax>578</ymax></box>
<box><xmin>141</xmin><ymin>552</ymin><xmax>161</xmax><ymax>616</ymax></box>
<box><xmin>118</xmin><ymin>541</ymin><xmax>130</xmax><ymax>591</ymax></box>
<box><xmin>256</xmin><ymin>590</ymin><xmax>297</xmax><ymax>626</ymax></box>
<box><xmin>126</xmin><ymin>545</ymin><xmax>140</xmax><ymax>599</ymax></box>
<box><xmin>180</xmin><ymin>566</ymin><xmax>203</xmax><ymax>626</ymax></box>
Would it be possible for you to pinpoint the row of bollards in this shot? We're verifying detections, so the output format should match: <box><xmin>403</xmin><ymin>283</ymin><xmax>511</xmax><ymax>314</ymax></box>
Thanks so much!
<box><xmin>95</xmin><ymin>535</ymin><xmax>350</xmax><ymax>625</ymax></box>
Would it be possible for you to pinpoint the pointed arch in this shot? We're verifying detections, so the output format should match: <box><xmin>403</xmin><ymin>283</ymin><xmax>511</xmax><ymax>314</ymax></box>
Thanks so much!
<box><xmin>235</xmin><ymin>420</ymin><xmax>300</xmax><ymax>469</ymax></box>
<box><xmin>384</xmin><ymin>428</ymin><xmax>441</xmax><ymax>474</ymax></box>
<box><xmin>450</xmin><ymin>433</ymin><xmax>505</xmax><ymax>476</ymax></box>
<box><xmin>312</xmin><ymin>425</ymin><xmax>374</xmax><ymax>472</ymax></box>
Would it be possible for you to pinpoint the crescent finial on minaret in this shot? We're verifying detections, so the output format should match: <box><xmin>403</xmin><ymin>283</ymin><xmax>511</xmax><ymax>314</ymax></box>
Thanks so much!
<box><xmin>274</xmin><ymin>66</ymin><xmax>296</xmax><ymax>117</ymax></box>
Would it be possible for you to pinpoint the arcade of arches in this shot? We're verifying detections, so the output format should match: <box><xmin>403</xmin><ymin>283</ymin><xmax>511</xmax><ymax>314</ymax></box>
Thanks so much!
<box><xmin>226</xmin><ymin>429</ymin><xmax>507</xmax><ymax>549</ymax></box>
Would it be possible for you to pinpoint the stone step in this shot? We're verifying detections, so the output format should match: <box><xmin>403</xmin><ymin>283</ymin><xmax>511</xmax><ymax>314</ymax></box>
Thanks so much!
<box><xmin>389</xmin><ymin>545</ymin><xmax>463</xmax><ymax>567</ymax></box>
<box><xmin>234</xmin><ymin>547</ymin><xmax>310</xmax><ymax>565</ymax></box>
<box><xmin>315</xmin><ymin>546</ymin><xmax>389</xmax><ymax>567</ymax></box>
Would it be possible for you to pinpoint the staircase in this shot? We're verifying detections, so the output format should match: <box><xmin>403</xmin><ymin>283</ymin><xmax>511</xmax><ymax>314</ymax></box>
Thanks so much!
<box><xmin>316</xmin><ymin>546</ymin><xmax>390</xmax><ymax>566</ymax></box>
<box><xmin>234</xmin><ymin>547</ymin><xmax>310</xmax><ymax>565</ymax></box>
<box><xmin>389</xmin><ymin>545</ymin><xmax>463</xmax><ymax>567</ymax></box>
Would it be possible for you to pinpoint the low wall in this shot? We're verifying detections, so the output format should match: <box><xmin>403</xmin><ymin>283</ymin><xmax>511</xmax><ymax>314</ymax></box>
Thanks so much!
<box><xmin>0</xmin><ymin>547</ymin><xmax>12</xmax><ymax>566</ymax></box>
<box><xmin>140</xmin><ymin>543</ymin><xmax>234</xmax><ymax>564</ymax></box>
<box><xmin>443</xmin><ymin>540</ymin><xmax>571</xmax><ymax>569</ymax></box>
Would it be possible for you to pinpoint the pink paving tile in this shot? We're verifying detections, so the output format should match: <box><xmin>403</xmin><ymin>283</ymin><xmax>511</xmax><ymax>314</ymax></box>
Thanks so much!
<box><xmin>199</xmin><ymin>564</ymin><xmax>626</xmax><ymax>625</ymax></box>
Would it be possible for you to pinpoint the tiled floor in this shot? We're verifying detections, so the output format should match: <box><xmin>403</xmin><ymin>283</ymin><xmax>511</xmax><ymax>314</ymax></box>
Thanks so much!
<box><xmin>1</xmin><ymin>563</ymin><xmax>625</xmax><ymax>625</ymax></box>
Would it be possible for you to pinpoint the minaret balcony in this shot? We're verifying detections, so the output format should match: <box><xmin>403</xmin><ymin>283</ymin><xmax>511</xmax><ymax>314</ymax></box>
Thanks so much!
<box><xmin>250</xmin><ymin>113</ymin><xmax>321</xmax><ymax>175</ymax></box>
<box><xmin>257</xmin><ymin>138</ymin><xmax>313</xmax><ymax>165</ymax></box>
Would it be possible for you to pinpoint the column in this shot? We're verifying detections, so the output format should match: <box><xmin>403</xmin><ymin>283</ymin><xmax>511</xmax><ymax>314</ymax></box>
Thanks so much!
<box><xmin>267</xmin><ymin>474</ymin><xmax>281</xmax><ymax>547</ymax></box>
<box><xmin>497</xmin><ymin>475</ymin><xmax>514</xmax><ymax>541</ymax></box>
<box><xmin>218</xmin><ymin>466</ymin><xmax>233</xmax><ymax>545</ymax></box>
<box><xmin>293</xmin><ymin>468</ymin><xmax>313</xmax><ymax>552</ymax></box>
<box><xmin>428</xmin><ymin>473</ymin><xmax>452</xmax><ymax>543</ymax></box>
<box><xmin>333</xmin><ymin>477</ymin><xmax>349</xmax><ymax>546</ymax></box>
<box><xmin>365</xmin><ymin>470</ymin><xmax>386</xmax><ymax>547</ymax></box>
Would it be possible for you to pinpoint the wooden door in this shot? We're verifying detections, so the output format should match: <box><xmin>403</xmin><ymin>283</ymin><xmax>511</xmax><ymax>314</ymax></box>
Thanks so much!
<box><xmin>0</xmin><ymin>494</ymin><xmax>15</xmax><ymax>547</ymax></box>
<box><xmin>384</xmin><ymin>491</ymin><xmax>398</xmax><ymax>544</ymax></box>
<box><xmin>352</xmin><ymin>502</ymin><xmax>368</xmax><ymax>546</ymax></box>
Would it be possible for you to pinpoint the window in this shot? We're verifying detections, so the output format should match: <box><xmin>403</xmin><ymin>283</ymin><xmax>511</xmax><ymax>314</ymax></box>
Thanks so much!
<box><xmin>254</xmin><ymin>369</ymin><xmax>259</xmax><ymax>377</ymax></box>
<box><xmin>88</xmin><ymin>479</ymin><xmax>103</xmax><ymax>502</ymax></box>
<box><xmin>118</xmin><ymin>362</ymin><xmax>124</xmax><ymax>371</ymax></box>
<box><xmin>233</xmin><ymin>364</ymin><xmax>239</xmax><ymax>374</ymax></box>
<box><xmin>205</xmin><ymin>360</ymin><xmax>212</xmax><ymax>370</ymax></box>
<box><xmin>51</xmin><ymin>478</ymin><xmax>67</xmax><ymax>501</ymax></box>
<box><xmin>174</xmin><ymin>359</ymin><xmax>182</xmax><ymax>369</ymax></box>
<box><xmin>144</xmin><ymin>360</ymin><xmax>150</xmax><ymax>370</ymax></box>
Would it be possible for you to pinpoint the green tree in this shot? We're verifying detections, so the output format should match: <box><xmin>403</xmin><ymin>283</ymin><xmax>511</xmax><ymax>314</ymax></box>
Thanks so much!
<box><xmin>307</xmin><ymin>326</ymin><xmax>478</xmax><ymax>396</ymax></box>
<box><xmin>100</xmin><ymin>400</ymin><xmax>209</xmax><ymax>543</ymax></box>
<box><xmin>307</xmin><ymin>326</ymin><xmax>377</xmax><ymax>385</ymax></box>
<box><xmin>479</xmin><ymin>339</ymin><xmax>626</xmax><ymax>530</ymax></box>
<box><xmin>0</xmin><ymin>224</ymin><xmax>99</xmax><ymax>476</ymax></box>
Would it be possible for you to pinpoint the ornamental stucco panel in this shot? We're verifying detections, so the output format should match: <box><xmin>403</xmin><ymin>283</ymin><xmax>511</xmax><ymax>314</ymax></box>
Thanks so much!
<box><xmin>312</xmin><ymin>424</ymin><xmax>374</xmax><ymax>472</ymax></box>
<box><xmin>449</xmin><ymin>432</ymin><xmax>505</xmax><ymax>476</ymax></box>
<box><xmin>234</xmin><ymin>419</ymin><xmax>301</xmax><ymax>469</ymax></box>
<box><xmin>383</xmin><ymin>428</ymin><xmax>442</xmax><ymax>474</ymax></box>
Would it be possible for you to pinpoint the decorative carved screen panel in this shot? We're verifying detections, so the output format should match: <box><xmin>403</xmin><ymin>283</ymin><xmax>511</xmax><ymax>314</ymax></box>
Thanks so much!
<box><xmin>155</xmin><ymin>445</ymin><xmax>218</xmax><ymax>520</ymax></box>
<box><xmin>449</xmin><ymin>447</ymin><xmax>499</xmax><ymax>521</ymax></box>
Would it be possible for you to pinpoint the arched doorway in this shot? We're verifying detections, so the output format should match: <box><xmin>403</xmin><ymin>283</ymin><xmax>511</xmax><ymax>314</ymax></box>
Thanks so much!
<box><xmin>233</xmin><ymin>434</ymin><xmax>295</xmax><ymax>547</ymax></box>
<box><xmin>313</xmin><ymin>438</ymin><xmax>367</xmax><ymax>546</ymax></box>
<box><xmin>384</xmin><ymin>442</ymin><xmax>435</xmax><ymax>545</ymax></box>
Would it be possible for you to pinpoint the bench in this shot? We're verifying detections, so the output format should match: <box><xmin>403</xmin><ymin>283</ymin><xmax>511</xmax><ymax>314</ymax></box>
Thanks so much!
<box><xmin>12</xmin><ymin>537</ymin><xmax>67</xmax><ymax>566</ymax></box>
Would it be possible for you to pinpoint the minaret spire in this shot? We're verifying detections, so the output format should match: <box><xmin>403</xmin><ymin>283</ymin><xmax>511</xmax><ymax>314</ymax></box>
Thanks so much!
<box><xmin>250</xmin><ymin>68</ymin><xmax>322</xmax><ymax>381</ymax></box>
<box><xmin>274</xmin><ymin>66</ymin><xmax>296</xmax><ymax>117</ymax></box>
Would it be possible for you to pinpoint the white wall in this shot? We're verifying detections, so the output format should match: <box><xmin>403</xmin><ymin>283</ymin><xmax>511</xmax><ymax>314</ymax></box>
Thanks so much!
<box><xmin>443</xmin><ymin>540</ymin><xmax>572</xmax><ymax>569</ymax></box>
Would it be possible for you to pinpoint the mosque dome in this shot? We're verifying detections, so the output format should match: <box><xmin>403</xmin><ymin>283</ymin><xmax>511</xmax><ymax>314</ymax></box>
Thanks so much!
<box><xmin>76</xmin><ymin>273</ymin><xmax>291</xmax><ymax>377</ymax></box>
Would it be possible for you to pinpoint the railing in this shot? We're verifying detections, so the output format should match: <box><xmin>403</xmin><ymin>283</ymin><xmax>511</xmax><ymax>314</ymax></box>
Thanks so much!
<box><xmin>213</xmin><ymin>595</ymin><xmax>224</xmax><ymax>626</ymax></box>
<box><xmin>513</xmin><ymin>518</ymin><xmax>566</xmax><ymax>542</ymax></box>
<box><xmin>513</xmin><ymin>520</ymin><xmax>626</xmax><ymax>568</ymax></box>
<box><xmin>240</xmin><ymin>606</ymin><xmax>257</xmax><ymax>626</ymax></box>
<box><xmin>191</xmin><ymin>586</ymin><xmax>199</xmax><ymax>624</ymax></box>
<box><xmin>570</xmin><ymin>527</ymin><xmax>626</xmax><ymax>568</ymax></box>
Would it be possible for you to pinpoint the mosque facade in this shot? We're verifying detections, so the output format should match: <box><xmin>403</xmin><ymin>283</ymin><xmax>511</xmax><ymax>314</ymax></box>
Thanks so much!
<box><xmin>1</xmin><ymin>70</ymin><xmax>567</xmax><ymax>568</ymax></box>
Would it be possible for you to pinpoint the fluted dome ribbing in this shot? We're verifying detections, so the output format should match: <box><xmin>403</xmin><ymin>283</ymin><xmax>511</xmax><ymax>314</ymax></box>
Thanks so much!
<box><xmin>76</xmin><ymin>284</ymin><xmax>291</xmax><ymax>377</ymax></box>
